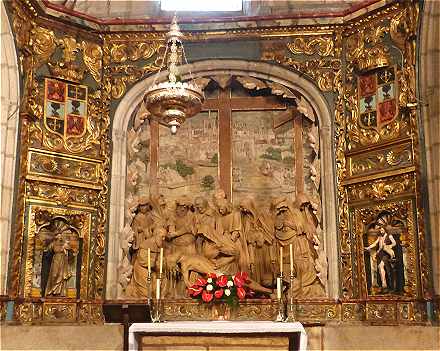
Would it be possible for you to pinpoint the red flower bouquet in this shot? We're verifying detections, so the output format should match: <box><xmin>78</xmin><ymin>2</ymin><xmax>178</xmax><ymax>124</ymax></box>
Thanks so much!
<box><xmin>188</xmin><ymin>272</ymin><xmax>253</xmax><ymax>306</ymax></box>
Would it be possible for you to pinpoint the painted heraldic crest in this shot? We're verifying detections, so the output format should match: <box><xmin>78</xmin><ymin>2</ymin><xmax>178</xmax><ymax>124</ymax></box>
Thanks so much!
<box><xmin>44</xmin><ymin>78</ymin><xmax>88</xmax><ymax>140</ymax></box>
<box><xmin>358</xmin><ymin>66</ymin><xmax>398</xmax><ymax>131</ymax></box>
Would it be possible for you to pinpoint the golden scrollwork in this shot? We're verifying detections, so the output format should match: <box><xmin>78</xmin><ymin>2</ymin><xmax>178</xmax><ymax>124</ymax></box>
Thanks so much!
<box><xmin>347</xmin><ymin>173</ymin><xmax>415</xmax><ymax>202</ymax></box>
<box><xmin>43</xmin><ymin>303</ymin><xmax>76</xmax><ymax>322</ymax></box>
<box><xmin>295</xmin><ymin>302</ymin><xmax>340</xmax><ymax>322</ymax></box>
<box><xmin>107</xmin><ymin>64</ymin><xmax>160</xmax><ymax>100</ymax></box>
<box><xmin>348</xmin><ymin>143</ymin><xmax>413</xmax><ymax>177</ymax></box>
<box><xmin>163</xmin><ymin>300</ymin><xmax>277</xmax><ymax>321</ymax></box>
<box><xmin>108</xmin><ymin>42</ymin><xmax>162</xmax><ymax>63</ymax></box>
<box><xmin>82</xmin><ymin>42</ymin><xmax>103</xmax><ymax>83</ymax></box>
<box><xmin>14</xmin><ymin>302</ymin><xmax>40</xmax><ymax>324</ymax></box>
<box><xmin>26</xmin><ymin>181</ymin><xmax>99</xmax><ymax>207</ymax></box>
<box><xmin>287</xmin><ymin>37</ymin><xmax>334</xmax><ymax>57</ymax></box>
<box><xmin>27</xmin><ymin>149</ymin><xmax>102</xmax><ymax>188</ymax></box>
<box><xmin>366</xmin><ymin>302</ymin><xmax>397</xmax><ymax>322</ymax></box>
<box><xmin>283</xmin><ymin>58</ymin><xmax>340</xmax><ymax>92</ymax></box>
<box><xmin>341</xmin><ymin>303</ymin><xmax>365</xmax><ymax>321</ymax></box>
<box><xmin>30</xmin><ymin>27</ymin><xmax>56</xmax><ymax>70</ymax></box>
<box><xmin>48</xmin><ymin>37</ymin><xmax>85</xmax><ymax>83</ymax></box>
<box><xmin>78</xmin><ymin>302</ymin><xmax>104</xmax><ymax>324</ymax></box>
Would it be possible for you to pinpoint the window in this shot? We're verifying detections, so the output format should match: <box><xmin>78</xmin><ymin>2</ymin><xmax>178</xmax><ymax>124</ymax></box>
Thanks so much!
<box><xmin>161</xmin><ymin>0</ymin><xmax>242</xmax><ymax>12</ymax></box>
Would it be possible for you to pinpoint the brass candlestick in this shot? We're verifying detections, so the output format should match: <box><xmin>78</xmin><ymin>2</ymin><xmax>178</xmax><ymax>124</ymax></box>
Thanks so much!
<box><xmin>151</xmin><ymin>277</ymin><xmax>163</xmax><ymax>323</ymax></box>
<box><xmin>275</xmin><ymin>274</ymin><xmax>285</xmax><ymax>322</ymax></box>
<box><xmin>147</xmin><ymin>271</ymin><xmax>152</xmax><ymax>306</ymax></box>
<box><xmin>287</xmin><ymin>271</ymin><xmax>296</xmax><ymax>321</ymax></box>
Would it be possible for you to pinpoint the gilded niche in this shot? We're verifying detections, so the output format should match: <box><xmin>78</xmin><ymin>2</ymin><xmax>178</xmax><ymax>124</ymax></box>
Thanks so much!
<box><xmin>24</xmin><ymin>207</ymin><xmax>91</xmax><ymax>299</ymax></box>
<box><xmin>354</xmin><ymin>200</ymin><xmax>418</xmax><ymax>298</ymax></box>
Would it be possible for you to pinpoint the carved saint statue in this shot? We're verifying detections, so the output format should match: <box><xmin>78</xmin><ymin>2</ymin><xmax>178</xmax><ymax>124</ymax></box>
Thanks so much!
<box><xmin>38</xmin><ymin>217</ymin><xmax>80</xmax><ymax>297</ymax></box>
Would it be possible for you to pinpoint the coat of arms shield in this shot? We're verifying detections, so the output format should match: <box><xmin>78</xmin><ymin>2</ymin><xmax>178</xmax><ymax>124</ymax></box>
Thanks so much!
<box><xmin>358</xmin><ymin>66</ymin><xmax>398</xmax><ymax>131</ymax></box>
<box><xmin>44</xmin><ymin>78</ymin><xmax>88</xmax><ymax>140</ymax></box>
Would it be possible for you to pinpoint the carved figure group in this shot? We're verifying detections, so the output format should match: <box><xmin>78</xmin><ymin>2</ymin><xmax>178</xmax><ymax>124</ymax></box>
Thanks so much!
<box><xmin>125</xmin><ymin>190</ymin><xmax>326</xmax><ymax>299</ymax></box>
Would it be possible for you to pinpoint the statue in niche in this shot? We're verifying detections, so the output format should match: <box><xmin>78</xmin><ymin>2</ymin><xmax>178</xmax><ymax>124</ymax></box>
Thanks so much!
<box><xmin>363</xmin><ymin>211</ymin><xmax>405</xmax><ymax>295</ymax></box>
<box><xmin>272</xmin><ymin>197</ymin><xmax>325</xmax><ymax>298</ymax></box>
<box><xmin>126</xmin><ymin>197</ymin><xmax>166</xmax><ymax>297</ymax></box>
<box><xmin>37</xmin><ymin>215</ymin><xmax>81</xmax><ymax>297</ymax></box>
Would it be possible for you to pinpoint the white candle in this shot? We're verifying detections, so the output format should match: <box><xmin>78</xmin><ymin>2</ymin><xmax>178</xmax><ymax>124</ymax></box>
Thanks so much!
<box><xmin>276</xmin><ymin>277</ymin><xmax>282</xmax><ymax>299</ymax></box>
<box><xmin>156</xmin><ymin>278</ymin><xmax>161</xmax><ymax>300</ymax></box>
<box><xmin>147</xmin><ymin>248</ymin><xmax>151</xmax><ymax>275</ymax></box>
<box><xmin>279</xmin><ymin>246</ymin><xmax>283</xmax><ymax>275</ymax></box>
<box><xmin>159</xmin><ymin>247</ymin><xmax>163</xmax><ymax>275</ymax></box>
<box><xmin>289</xmin><ymin>244</ymin><xmax>294</xmax><ymax>273</ymax></box>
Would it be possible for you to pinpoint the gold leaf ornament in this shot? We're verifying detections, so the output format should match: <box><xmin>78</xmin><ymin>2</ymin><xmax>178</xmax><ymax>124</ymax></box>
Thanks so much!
<box><xmin>287</xmin><ymin>37</ymin><xmax>334</xmax><ymax>57</ymax></box>
<box><xmin>82</xmin><ymin>42</ymin><xmax>103</xmax><ymax>83</ymax></box>
<box><xmin>30</xmin><ymin>27</ymin><xmax>56</xmax><ymax>68</ymax></box>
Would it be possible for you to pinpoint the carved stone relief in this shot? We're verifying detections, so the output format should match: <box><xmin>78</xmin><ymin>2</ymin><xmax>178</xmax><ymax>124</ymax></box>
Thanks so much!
<box><xmin>120</xmin><ymin>75</ymin><xmax>328</xmax><ymax>300</ymax></box>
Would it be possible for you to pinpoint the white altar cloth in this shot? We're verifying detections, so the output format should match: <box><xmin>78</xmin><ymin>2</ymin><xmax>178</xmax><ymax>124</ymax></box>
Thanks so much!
<box><xmin>129</xmin><ymin>321</ymin><xmax>307</xmax><ymax>351</ymax></box>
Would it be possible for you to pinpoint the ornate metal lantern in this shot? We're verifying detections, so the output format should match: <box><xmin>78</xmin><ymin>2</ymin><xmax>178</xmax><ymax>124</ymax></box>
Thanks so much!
<box><xmin>144</xmin><ymin>16</ymin><xmax>204</xmax><ymax>134</ymax></box>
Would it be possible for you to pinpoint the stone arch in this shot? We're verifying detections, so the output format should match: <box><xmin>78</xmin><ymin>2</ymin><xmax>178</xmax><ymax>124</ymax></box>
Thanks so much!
<box><xmin>419</xmin><ymin>0</ymin><xmax>440</xmax><ymax>294</ymax></box>
<box><xmin>0</xmin><ymin>2</ymin><xmax>20</xmax><ymax>294</ymax></box>
<box><xmin>107</xmin><ymin>59</ymin><xmax>338</xmax><ymax>299</ymax></box>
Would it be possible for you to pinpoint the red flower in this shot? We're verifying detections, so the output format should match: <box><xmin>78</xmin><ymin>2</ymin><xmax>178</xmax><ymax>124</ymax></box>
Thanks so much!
<box><xmin>214</xmin><ymin>289</ymin><xmax>224</xmax><ymax>299</ymax></box>
<box><xmin>235</xmin><ymin>271</ymin><xmax>249</xmax><ymax>282</ymax></box>
<box><xmin>217</xmin><ymin>275</ymin><xmax>228</xmax><ymax>287</ymax></box>
<box><xmin>237</xmin><ymin>287</ymin><xmax>246</xmax><ymax>300</ymax></box>
<box><xmin>233</xmin><ymin>275</ymin><xmax>244</xmax><ymax>288</ymax></box>
<box><xmin>207</xmin><ymin>273</ymin><xmax>217</xmax><ymax>279</ymax></box>
<box><xmin>202</xmin><ymin>290</ymin><xmax>213</xmax><ymax>303</ymax></box>
<box><xmin>188</xmin><ymin>286</ymin><xmax>203</xmax><ymax>297</ymax></box>
<box><xmin>195</xmin><ymin>277</ymin><xmax>207</xmax><ymax>287</ymax></box>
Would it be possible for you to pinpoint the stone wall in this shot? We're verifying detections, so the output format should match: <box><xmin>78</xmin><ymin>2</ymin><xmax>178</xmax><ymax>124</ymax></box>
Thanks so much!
<box><xmin>1</xmin><ymin>324</ymin><xmax>438</xmax><ymax>350</ymax></box>
<box><xmin>0</xmin><ymin>2</ymin><xmax>20</xmax><ymax>295</ymax></box>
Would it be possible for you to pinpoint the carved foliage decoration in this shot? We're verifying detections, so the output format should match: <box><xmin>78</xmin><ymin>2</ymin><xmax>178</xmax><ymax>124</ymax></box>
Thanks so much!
<box><xmin>348</xmin><ymin>142</ymin><xmax>413</xmax><ymax>178</ymax></box>
<box><xmin>287</xmin><ymin>37</ymin><xmax>334</xmax><ymax>57</ymax></box>
<box><xmin>103</xmin><ymin>35</ymin><xmax>163</xmax><ymax>100</ymax></box>
<box><xmin>347</xmin><ymin>173</ymin><xmax>415</xmax><ymax>203</ymax></box>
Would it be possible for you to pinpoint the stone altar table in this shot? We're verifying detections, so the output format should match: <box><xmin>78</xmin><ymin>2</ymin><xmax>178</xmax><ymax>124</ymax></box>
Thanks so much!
<box><xmin>129</xmin><ymin>321</ymin><xmax>307</xmax><ymax>351</ymax></box>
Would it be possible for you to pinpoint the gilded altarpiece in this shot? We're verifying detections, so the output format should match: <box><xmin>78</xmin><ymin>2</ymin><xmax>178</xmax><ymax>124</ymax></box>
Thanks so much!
<box><xmin>5</xmin><ymin>0</ymin><xmax>434</xmax><ymax>324</ymax></box>
<box><xmin>6</xmin><ymin>0</ymin><xmax>108</xmax><ymax>324</ymax></box>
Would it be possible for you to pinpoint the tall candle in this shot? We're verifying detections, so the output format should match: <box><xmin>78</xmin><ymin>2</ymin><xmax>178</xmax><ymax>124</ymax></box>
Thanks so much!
<box><xmin>159</xmin><ymin>247</ymin><xmax>163</xmax><ymax>275</ymax></box>
<box><xmin>279</xmin><ymin>246</ymin><xmax>283</xmax><ymax>275</ymax></box>
<box><xmin>156</xmin><ymin>278</ymin><xmax>161</xmax><ymax>300</ymax></box>
<box><xmin>289</xmin><ymin>244</ymin><xmax>294</xmax><ymax>273</ymax></box>
<box><xmin>276</xmin><ymin>277</ymin><xmax>282</xmax><ymax>299</ymax></box>
<box><xmin>147</xmin><ymin>248</ymin><xmax>151</xmax><ymax>275</ymax></box>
